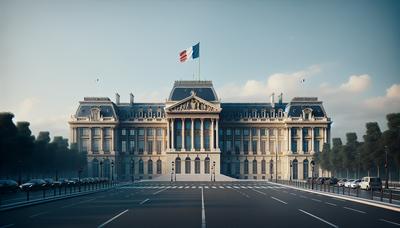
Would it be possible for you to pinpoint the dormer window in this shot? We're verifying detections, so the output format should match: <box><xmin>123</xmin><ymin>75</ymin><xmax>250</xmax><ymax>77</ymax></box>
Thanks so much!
<box><xmin>302</xmin><ymin>108</ymin><xmax>313</xmax><ymax>120</ymax></box>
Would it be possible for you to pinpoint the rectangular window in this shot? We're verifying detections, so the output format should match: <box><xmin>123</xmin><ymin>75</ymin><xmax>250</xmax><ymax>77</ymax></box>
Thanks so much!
<box><xmin>261</xmin><ymin>129</ymin><xmax>267</xmax><ymax>136</ymax></box>
<box><xmin>251</xmin><ymin>128</ymin><xmax>257</xmax><ymax>136</ymax></box>
<box><xmin>121</xmin><ymin>141</ymin><xmax>126</xmax><ymax>153</ymax></box>
<box><xmin>303</xmin><ymin>128</ymin><xmax>309</xmax><ymax>137</ymax></box>
<box><xmin>226</xmin><ymin>140</ymin><xmax>232</xmax><ymax>155</ymax></box>
<box><xmin>92</xmin><ymin>139</ymin><xmax>100</xmax><ymax>152</ymax></box>
<box><xmin>129</xmin><ymin>140</ymin><xmax>135</xmax><ymax>154</ymax></box>
<box><xmin>243</xmin><ymin>129</ymin><xmax>249</xmax><ymax>136</ymax></box>
<box><xmin>303</xmin><ymin>140</ymin><xmax>309</xmax><ymax>153</ymax></box>
<box><xmin>81</xmin><ymin>138</ymin><xmax>88</xmax><ymax>151</ymax></box>
<box><xmin>103</xmin><ymin>139</ymin><xmax>110</xmax><ymax>152</ymax></box>
<box><xmin>156</xmin><ymin>128</ymin><xmax>162</xmax><ymax>136</ymax></box>
<box><xmin>291</xmin><ymin>128</ymin><xmax>297</xmax><ymax>137</ymax></box>
<box><xmin>147</xmin><ymin>128</ymin><xmax>154</xmax><ymax>136</ymax></box>
<box><xmin>121</xmin><ymin>128</ymin><xmax>126</xmax><ymax>136</ymax></box>
<box><xmin>138</xmin><ymin>140</ymin><xmax>144</xmax><ymax>154</ymax></box>
<box><xmin>103</xmin><ymin>128</ymin><xmax>111</xmax><ymax>137</ymax></box>
<box><xmin>138</xmin><ymin>128</ymin><xmax>144</xmax><ymax>136</ymax></box>
<box><xmin>269</xmin><ymin>141</ymin><xmax>275</xmax><ymax>154</ymax></box>
<box><xmin>252</xmin><ymin>140</ymin><xmax>257</xmax><ymax>154</ymax></box>
<box><xmin>314</xmin><ymin>140</ymin><xmax>320</xmax><ymax>152</ymax></box>
<box><xmin>235</xmin><ymin>128</ymin><xmax>241</xmax><ymax>136</ymax></box>
<box><xmin>269</xmin><ymin>129</ymin><xmax>274</xmax><ymax>136</ymax></box>
<box><xmin>234</xmin><ymin>140</ymin><xmax>240</xmax><ymax>154</ymax></box>
<box><xmin>147</xmin><ymin>141</ymin><xmax>153</xmax><ymax>154</ymax></box>
<box><xmin>81</xmin><ymin>128</ymin><xmax>90</xmax><ymax>136</ymax></box>
<box><xmin>243</xmin><ymin>140</ymin><xmax>249</xmax><ymax>154</ymax></box>
<box><xmin>156</xmin><ymin>140</ymin><xmax>162</xmax><ymax>154</ymax></box>
<box><xmin>93</xmin><ymin>128</ymin><xmax>101</xmax><ymax>136</ymax></box>
<box><xmin>292</xmin><ymin>140</ymin><xmax>297</xmax><ymax>153</ymax></box>
<box><xmin>261</xmin><ymin>141</ymin><xmax>266</xmax><ymax>154</ymax></box>
<box><xmin>226</xmin><ymin>128</ymin><xmax>232</xmax><ymax>136</ymax></box>
<box><xmin>314</xmin><ymin>127</ymin><xmax>320</xmax><ymax>137</ymax></box>
<box><xmin>130</xmin><ymin>129</ymin><xmax>135</xmax><ymax>136</ymax></box>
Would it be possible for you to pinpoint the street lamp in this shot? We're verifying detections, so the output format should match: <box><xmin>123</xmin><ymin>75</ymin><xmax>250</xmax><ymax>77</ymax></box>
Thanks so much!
<box><xmin>171</xmin><ymin>161</ymin><xmax>175</xmax><ymax>182</ymax></box>
<box><xmin>131</xmin><ymin>158</ymin><xmax>134</xmax><ymax>183</ymax></box>
<box><xmin>311</xmin><ymin>160</ymin><xmax>315</xmax><ymax>190</ymax></box>
<box><xmin>111</xmin><ymin>160</ymin><xmax>114</xmax><ymax>182</ymax></box>
<box><xmin>290</xmin><ymin>160</ymin><xmax>293</xmax><ymax>182</ymax></box>
<box><xmin>385</xmin><ymin>146</ymin><xmax>389</xmax><ymax>189</ymax></box>
<box><xmin>100</xmin><ymin>159</ymin><xmax>104</xmax><ymax>178</ymax></box>
<box><xmin>213</xmin><ymin>161</ymin><xmax>216</xmax><ymax>182</ymax></box>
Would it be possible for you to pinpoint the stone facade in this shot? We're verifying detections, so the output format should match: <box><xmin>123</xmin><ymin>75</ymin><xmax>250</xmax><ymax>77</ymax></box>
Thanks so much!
<box><xmin>69</xmin><ymin>80</ymin><xmax>331</xmax><ymax>181</ymax></box>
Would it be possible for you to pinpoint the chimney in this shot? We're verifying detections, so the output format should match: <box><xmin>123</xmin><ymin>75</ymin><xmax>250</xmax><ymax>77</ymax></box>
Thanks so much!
<box><xmin>115</xmin><ymin>93</ymin><xmax>120</xmax><ymax>105</ymax></box>
<box><xmin>270</xmin><ymin>93</ymin><xmax>275</xmax><ymax>108</ymax></box>
<box><xmin>130</xmin><ymin>93</ymin><xmax>134</xmax><ymax>105</ymax></box>
<box><xmin>278</xmin><ymin>93</ymin><xmax>283</xmax><ymax>104</ymax></box>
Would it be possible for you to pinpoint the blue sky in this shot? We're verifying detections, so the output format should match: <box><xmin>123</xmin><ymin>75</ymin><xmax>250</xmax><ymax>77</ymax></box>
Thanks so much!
<box><xmin>1</xmin><ymin>0</ymin><xmax>399</xmax><ymax>141</ymax></box>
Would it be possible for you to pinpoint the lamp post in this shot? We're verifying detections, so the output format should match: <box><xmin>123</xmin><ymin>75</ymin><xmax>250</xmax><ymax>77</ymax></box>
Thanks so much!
<box><xmin>311</xmin><ymin>160</ymin><xmax>315</xmax><ymax>190</ymax></box>
<box><xmin>111</xmin><ymin>160</ymin><xmax>114</xmax><ymax>183</ymax></box>
<box><xmin>385</xmin><ymin>146</ymin><xmax>389</xmax><ymax>189</ymax></box>
<box><xmin>100</xmin><ymin>159</ymin><xmax>103</xmax><ymax>178</ymax></box>
<box><xmin>131</xmin><ymin>158</ymin><xmax>134</xmax><ymax>183</ymax></box>
<box><xmin>171</xmin><ymin>161</ymin><xmax>175</xmax><ymax>182</ymax></box>
<box><xmin>213</xmin><ymin>161</ymin><xmax>216</xmax><ymax>182</ymax></box>
<box><xmin>78</xmin><ymin>167</ymin><xmax>82</xmax><ymax>192</ymax></box>
<box><xmin>290</xmin><ymin>160</ymin><xmax>293</xmax><ymax>183</ymax></box>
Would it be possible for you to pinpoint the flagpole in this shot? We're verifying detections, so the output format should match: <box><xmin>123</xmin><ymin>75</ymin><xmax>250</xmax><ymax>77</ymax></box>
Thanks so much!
<box><xmin>198</xmin><ymin>54</ymin><xmax>201</xmax><ymax>81</ymax></box>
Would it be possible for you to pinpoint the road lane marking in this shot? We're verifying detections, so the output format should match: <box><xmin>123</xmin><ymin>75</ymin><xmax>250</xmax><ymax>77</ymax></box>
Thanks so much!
<box><xmin>29</xmin><ymin>211</ymin><xmax>49</xmax><ymax>218</ymax></box>
<box><xmin>139</xmin><ymin>198</ymin><xmax>150</xmax><ymax>205</ymax></box>
<box><xmin>201</xmin><ymin>187</ymin><xmax>206</xmax><ymax>228</ymax></box>
<box><xmin>205</xmin><ymin>186</ymin><xmax>209</xmax><ymax>189</ymax></box>
<box><xmin>379</xmin><ymin>219</ymin><xmax>400</xmax><ymax>226</ymax></box>
<box><xmin>325</xmin><ymin>202</ymin><xmax>337</xmax><ymax>206</ymax></box>
<box><xmin>98</xmin><ymin>209</ymin><xmax>129</xmax><ymax>228</ymax></box>
<box><xmin>343</xmin><ymin>206</ymin><xmax>366</xmax><ymax>214</ymax></box>
<box><xmin>252</xmin><ymin>189</ymin><xmax>267</xmax><ymax>195</ymax></box>
<box><xmin>300</xmin><ymin>195</ymin><xmax>308</xmax><ymax>199</ymax></box>
<box><xmin>61</xmin><ymin>197</ymin><xmax>97</xmax><ymax>208</ymax></box>
<box><xmin>153</xmin><ymin>187</ymin><xmax>169</xmax><ymax>195</ymax></box>
<box><xmin>311</xmin><ymin>198</ymin><xmax>322</xmax><ymax>203</ymax></box>
<box><xmin>271</xmin><ymin>196</ymin><xmax>288</xmax><ymax>205</ymax></box>
<box><xmin>298</xmin><ymin>209</ymin><xmax>338</xmax><ymax>228</ymax></box>
<box><xmin>290</xmin><ymin>193</ymin><xmax>297</xmax><ymax>196</ymax></box>
<box><xmin>0</xmin><ymin>224</ymin><xmax>14</xmax><ymax>228</ymax></box>
<box><xmin>212</xmin><ymin>186</ymin><xmax>217</xmax><ymax>189</ymax></box>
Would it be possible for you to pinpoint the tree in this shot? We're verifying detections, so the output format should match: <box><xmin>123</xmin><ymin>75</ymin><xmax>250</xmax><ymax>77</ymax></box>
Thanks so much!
<box><xmin>0</xmin><ymin>112</ymin><xmax>18</xmax><ymax>177</ymax></box>
<box><xmin>383</xmin><ymin>113</ymin><xmax>400</xmax><ymax>168</ymax></box>
<box><xmin>362</xmin><ymin>122</ymin><xmax>383</xmax><ymax>176</ymax></box>
<box><xmin>340</xmin><ymin>133</ymin><xmax>359</xmax><ymax>178</ymax></box>
<box><xmin>329</xmin><ymin>138</ymin><xmax>343</xmax><ymax>177</ymax></box>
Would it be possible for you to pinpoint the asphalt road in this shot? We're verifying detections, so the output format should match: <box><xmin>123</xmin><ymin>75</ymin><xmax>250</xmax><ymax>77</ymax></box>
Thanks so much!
<box><xmin>1</xmin><ymin>181</ymin><xmax>400</xmax><ymax>228</ymax></box>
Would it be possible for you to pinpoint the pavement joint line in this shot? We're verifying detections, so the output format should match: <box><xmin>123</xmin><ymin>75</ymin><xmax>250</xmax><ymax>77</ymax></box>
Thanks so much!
<box><xmin>343</xmin><ymin>206</ymin><xmax>366</xmax><ymax>214</ymax></box>
<box><xmin>0</xmin><ymin>224</ymin><xmax>14</xmax><ymax>228</ymax></box>
<box><xmin>201</xmin><ymin>187</ymin><xmax>206</xmax><ymax>228</ymax></box>
<box><xmin>29</xmin><ymin>211</ymin><xmax>49</xmax><ymax>218</ymax></box>
<box><xmin>268</xmin><ymin>181</ymin><xmax>400</xmax><ymax>213</ymax></box>
<box><xmin>325</xmin><ymin>202</ymin><xmax>337</xmax><ymax>207</ymax></box>
<box><xmin>311</xmin><ymin>198</ymin><xmax>322</xmax><ymax>203</ymax></box>
<box><xmin>379</xmin><ymin>219</ymin><xmax>400</xmax><ymax>226</ymax></box>
<box><xmin>139</xmin><ymin>198</ymin><xmax>150</xmax><ymax>205</ymax></box>
<box><xmin>298</xmin><ymin>209</ymin><xmax>338</xmax><ymax>228</ymax></box>
<box><xmin>271</xmin><ymin>196</ymin><xmax>288</xmax><ymax>205</ymax></box>
<box><xmin>97</xmin><ymin>209</ymin><xmax>129</xmax><ymax>228</ymax></box>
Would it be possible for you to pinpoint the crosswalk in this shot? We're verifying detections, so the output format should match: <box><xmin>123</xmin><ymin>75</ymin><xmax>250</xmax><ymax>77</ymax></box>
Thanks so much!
<box><xmin>120</xmin><ymin>185</ymin><xmax>287</xmax><ymax>190</ymax></box>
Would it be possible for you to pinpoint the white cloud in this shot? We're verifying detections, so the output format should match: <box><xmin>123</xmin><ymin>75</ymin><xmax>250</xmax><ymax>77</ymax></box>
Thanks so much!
<box><xmin>17</xmin><ymin>97</ymin><xmax>40</xmax><ymax>120</ymax></box>
<box><xmin>364</xmin><ymin>84</ymin><xmax>400</xmax><ymax>110</ymax></box>
<box><xmin>339</xmin><ymin>74</ymin><xmax>371</xmax><ymax>93</ymax></box>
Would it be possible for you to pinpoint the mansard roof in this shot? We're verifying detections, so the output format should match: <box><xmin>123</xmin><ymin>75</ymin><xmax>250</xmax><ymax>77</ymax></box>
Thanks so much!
<box><xmin>168</xmin><ymin>80</ymin><xmax>218</xmax><ymax>102</ymax></box>
<box><xmin>285</xmin><ymin>97</ymin><xmax>326</xmax><ymax>118</ymax></box>
<box><xmin>117</xmin><ymin>103</ymin><xmax>166</xmax><ymax>120</ymax></box>
<box><xmin>75</xmin><ymin>97</ymin><xmax>118</xmax><ymax>118</ymax></box>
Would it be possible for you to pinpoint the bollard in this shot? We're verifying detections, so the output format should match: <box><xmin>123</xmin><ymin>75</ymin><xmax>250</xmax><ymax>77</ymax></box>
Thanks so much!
<box><xmin>356</xmin><ymin>187</ymin><xmax>359</xmax><ymax>197</ymax></box>
<box><xmin>348</xmin><ymin>187</ymin><xmax>350</xmax><ymax>196</ymax></box>
<box><xmin>380</xmin><ymin>189</ymin><xmax>383</xmax><ymax>202</ymax></box>
<box><xmin>371</xmin><ymin>189</ymin><xmax>373</xmax><ymax>200</ymax></box>
<box><xmin>389</xmin><ymin>190</ymin><xmax>392</xmax><ymax>204</ymax></box>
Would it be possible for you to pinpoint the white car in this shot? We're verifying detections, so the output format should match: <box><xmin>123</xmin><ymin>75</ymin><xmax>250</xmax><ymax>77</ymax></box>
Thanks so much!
<box><xmin>349</xmin><ymin>179</ymin><xmax>361</xmax><ymax>189</ymax></box>
<box><xmin>359</xmin><ymin>177</ymin><xmax>382</xmax><ymax>190</ymax></box>
<box><xmin>344</xmin><ymin>179</ymin><xmax>354</xmax><ymax>188</ymax></box>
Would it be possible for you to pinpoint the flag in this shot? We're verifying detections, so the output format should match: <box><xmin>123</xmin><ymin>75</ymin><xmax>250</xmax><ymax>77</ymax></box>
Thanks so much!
<box><xmin>180</xmin><ymin>43</ymin><xmax>200</xmax><ymax>62</ymax></box>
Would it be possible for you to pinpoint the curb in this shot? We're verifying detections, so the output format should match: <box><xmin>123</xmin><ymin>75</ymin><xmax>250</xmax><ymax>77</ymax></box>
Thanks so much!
<box><xmin>268</xmin><ymin>181</ymin><xmax>400</xmax><ymax>213</ymax></box>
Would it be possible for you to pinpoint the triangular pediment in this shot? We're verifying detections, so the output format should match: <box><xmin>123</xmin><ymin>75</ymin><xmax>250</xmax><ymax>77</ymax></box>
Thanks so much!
<box><xmin>166</xmin><ymin>94</ymin><xmax>221</xmax><ymax>113</ymax></box>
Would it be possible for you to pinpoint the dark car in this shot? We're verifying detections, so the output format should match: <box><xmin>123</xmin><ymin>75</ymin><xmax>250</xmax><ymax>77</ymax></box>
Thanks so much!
<box><xmin>316</xmin><ymin>177</ymin><xmax>326</xmax><ymax>184</ymax></box>
<box><xmin>0</xmin><ymin>180</ymin><xmax>19</xmax><ymax>193</ymax></box>
<box><xmin>327</xmin><ymin>177</ymin><xmax>338</xmax><ymax>185</ymax></box>
<box><xmin>59</xmin><ymin>178</ymin><xmax>71</xmax><ymax>186</ymax></box>
<box><xmin>19</xmin><ymin>179</ymin><xmax>46</xmax><ymax>191</ymax></box>
<box><xmin>44</xmin><ymin>178</ymin><xmax>55</xmax><ymax>188</ymax></box>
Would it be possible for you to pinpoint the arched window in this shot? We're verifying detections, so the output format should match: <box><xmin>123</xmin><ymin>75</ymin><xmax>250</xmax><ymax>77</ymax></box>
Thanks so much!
<box><xmin>252</xmin><ymin>159</ymin><xmax>257</xmax><ymax>174</ymax></box>
<box><xmin>204</xmin><ymin>157</ymin><xmax>210</xmax><ymax>174</ymax></box>
<box><xmin>148</xmin><ymin>159</ymin><xmax>153</xmax><ymax>174</ymax></box>
<box><xmin>195</xmin><ymin>157</ymin><xmax>200</xmax><ymax>174</ymax></box>
<box><xmin>104</xmin><ymin>159</ymin><xmax>110</xmax><ymax>178</ymax></box>
<box><xmin>157</xmin><ymin>159</ymin><xmax>162</xmax><ymax>174</ymax></box>
<box><xmin>175</xmin><ymin>157</ymin><xmax>181</xmax><ymax>174</ymax></box>
<box><xmin>244</xmin><ymin>159</ymin><xmax>249</xmax><ymax>174</ymax></box>
<box><xmin>292</xmin><ymin>159</ymin><xmax>298</xmax><ymax>180</ymax></box>
<box><xmin>92</xmin><ymin>159</ymin><xmax>99</xmax><ymax>177</ymax></box>
<box><xmin>139</xmin><ymin>159</ymin><xmax>144</xmax><ymax>174</ymax></box>
<box><xmin>269</xmin><ymin>160</ymin><xmax>274</xmax><ymax>174</ymax></box>
<box><xmin>303</xmin><ymin>159</ymin><xmax>309</xmax><ymax>179</ymax></box>
<box><xmin>261</xmin><ymin>159</ymin><xmax>266</xmax><ymax>174</ymax></box>
<box><xmin>185</xmin><ymin>157</ymin><xmax>191</xmax><ymax>174</ymax></box>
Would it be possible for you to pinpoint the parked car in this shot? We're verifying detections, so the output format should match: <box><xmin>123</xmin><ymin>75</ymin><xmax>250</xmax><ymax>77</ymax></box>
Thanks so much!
<box><xmin>58</xmin><ymin>178</ymin><xmax>70</xmax><ymax>186</ymax></box>
<box><xmin>326</xmin><ymin>177</ymin><xmax>338</xmax><ymax>185</ymax></box>
<box><xmin>44</xmin><ymin>178</ymin><xmax>55</xmax><ymax>188</ymax></box>
<box><xmin>359</xmin><ymin>177</ymin><xmax>382</xmax><ymax>190</ymax></box>
<box><xmin>0</xmin><ymin>180</ymin><xmax>19</xmax><ymax>193</ymax></box>
<box><xmin>349</xmin><ymin>179</ymin><xmax>361</xmax><ymax>189</ymax></box>
<box><xmin>19</xmin><ymin>179</ymin><xmax>46</xmax><ymax>191</ymax></box>
<box><xmin>316</xmin><ymin>177</ymin><xmax>327</xmax><ymax>184</ymax></box>
<box><xmin>344</xmin><ymin>179</ymin><xmax>354</xmax><ymax>188</ymax></box>
<box><xmin>337</xmin><ymin>179</ymin><xmax>347</xmax><ymax>187</ymax></box>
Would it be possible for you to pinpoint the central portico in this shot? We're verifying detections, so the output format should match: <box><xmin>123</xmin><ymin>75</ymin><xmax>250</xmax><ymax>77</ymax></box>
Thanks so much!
<box><xmin>165</xmin><ymin>81</ymin><xmax>221</xmax><ymax>175</ymax></box>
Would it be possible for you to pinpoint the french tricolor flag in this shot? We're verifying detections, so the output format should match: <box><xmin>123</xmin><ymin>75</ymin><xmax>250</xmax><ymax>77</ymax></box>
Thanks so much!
<box><xmin>179</xmin><ymin>43</ymin><xmax>200</xmax><ymax>63</ymax></box>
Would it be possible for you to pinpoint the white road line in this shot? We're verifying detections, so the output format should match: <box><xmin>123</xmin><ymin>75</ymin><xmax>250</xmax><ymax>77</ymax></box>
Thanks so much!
<box><xmin>325</xmin><ymin>202</ymin><xmax>337</xmax><ymax>207</ymax></box>
<box><xmin>201</xmin><ymin>187</ymin><xmax>206</xmax><ymax>228</ymax></box>
<box><xmin>311</xmin><ymin>198</ymin><xmax>322</xmax><ymax>203</ymax></box>
<box><xmin>212</xmin><ymin>186</ymin><xmax>217</xmax><ymax>189</ymax></box>
<box><xmin>29</xmin><ymin>211</ymin><xmax>49</xmax><ymax>218</ymax></box>
<box><xmin>0</xmin><ymin>224</ymin><xmax>14</xmax><ymax>228</ymax></box>
<box><xmin>298</xmin><ymin>209</ymin><xmax>338</xmax><ymax>228</ymax></box>
<box><xmin>252</xmin><ymin>189</ymin><xmax>267</xmax><ymax>195</ymax></box>
<box><xmin>98</xmin><ymin>209</ymin><xmax>129</xmax><ymax>228</ymax></box>
<box><xmin>290</xmin><ymin>193</ymin><xmax>297</xmax><ymax>196</ymax></box>
<box><xmin>205</xmin><ymin>186</ymin><xmax>209</xmax><ymax>189</ymax></box>
<box><xmin>379</xmin><ymin>219</ymin><xmax>400</xmax><ymax>226</ymax></box>
<box><xmin>343</xmin><ymin>206</ymin><xmax>366</xmax><ymax>214</ymax></box>
<box><xmin>139</xmin><ymin>198</ymin><xmax>150</xmax><ymax>205</ymax></box>
<box><xmin>271</xmin><ymin>196</ymin><xmax>288</xmax><ymax>205</ymax></box>
<box><xmin>179</xmin><ymin>186</ymin><xmax>183</xmax><ymax>189</ymax></box>
<box><xmin>153</xmin><ymin>187</ymin><xmax>168</xmax><ymax>195</ymax></box>
<box><xmin>300</xmin><ymin>195</ymin><xmax>308</xmax><ymax>199</ymax></box>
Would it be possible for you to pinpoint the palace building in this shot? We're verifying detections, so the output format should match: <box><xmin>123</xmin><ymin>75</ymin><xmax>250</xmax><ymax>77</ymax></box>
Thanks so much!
<box><xmin>69</xmin><ymin>80</ymin><xmax>332</xmax><ymax>181</ymax></box>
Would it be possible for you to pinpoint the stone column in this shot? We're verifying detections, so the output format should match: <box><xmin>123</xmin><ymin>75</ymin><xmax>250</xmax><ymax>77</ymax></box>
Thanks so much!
<box><xmin>215</xmin><ymin>119</ymin><xmax>219</xmax><ymax>149</ymax></box>
<box><xmin>300</xmin><ymin>127</ymin><xmax>303</xmax><ymax>154</ymax></box>
<box><xmin>100</xmin><ymin>127</ymin><xmax>104</xmax><ymax>154</ymax></box>
<box><xmin>288</xmin><ymin>127</ymin><xmax>291</xmax><ymax>153</ymax></box>
<box><xmin>210</xmin><ymin>118</ymin><xmax>214</xmax><ymax>151</ymax></box>
<box><xmin>200</xmin><ymin>118</ymin><xmax>204</xmax><ymax>151</ymax></box>
<box><xmin>144</xmin><ymin>128</ymin><xmax>147</xmax><ymax>154</ymax></box>
<box><xmin>249</xmin><ymin>127</ymin><xmax>253</xmax><ymax>153</ymax></box>
<box><xmin>110</xmin><ymin>128</ymin><xmax>114</xmax><ymax>152</ymax></box>
<box><xmin>257</xmin><ymin>128</ymin><xmax>261</xmax><ymax>154</ymax></box>
<box><xmin>162</xmin><ymin>125</ymin><xmax>166</xmax><ymax>152</ymax></box>
<box><xmin>311</xmin><ymin>127</ymin><xmax>314</xmax><ymax>153</ymax></box>
<box><xmin>88</xmin><ymin>127</ymin><xmax>92</xmax><ymax>152</ymax></box>
<box><xmin>191</xmin><ymin>118</ymin><xmax>195</xmax><ymax>151</ymax></box>
<box><xmin>181</xmin><ymin>118</ymin><xmax>185</xmax><ymax>151</ymax></box>
<box><xmin>171</xmin><ymin>119</ymin><xmax>175</xmax><ymax>151</ymax></box>
<box><xmin>324</xmin><ymin>127</ymin><xmax>327</xmax><ymax>143</ymax></box>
